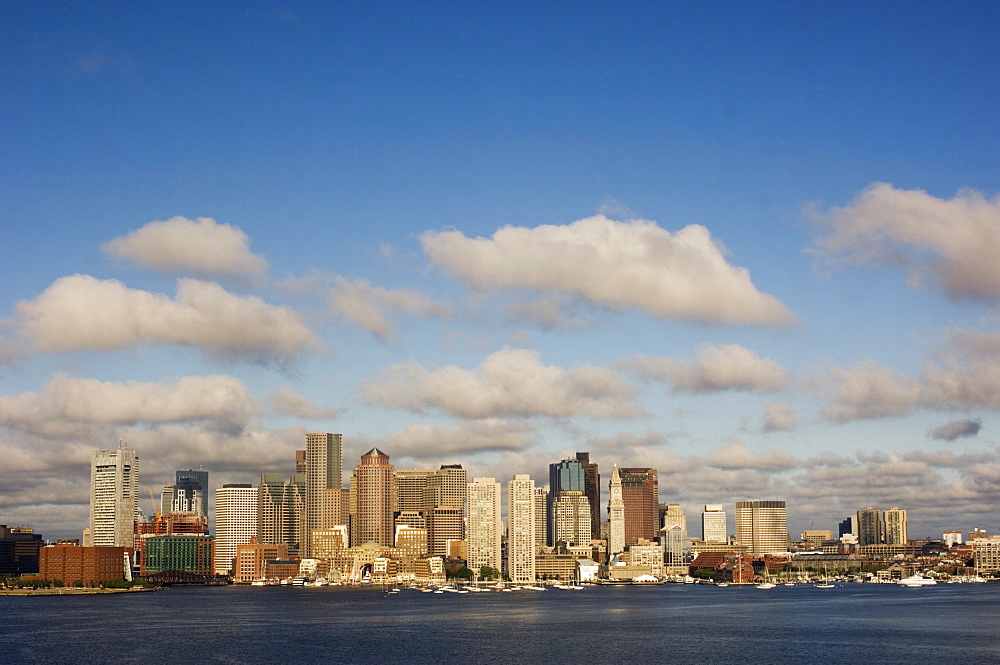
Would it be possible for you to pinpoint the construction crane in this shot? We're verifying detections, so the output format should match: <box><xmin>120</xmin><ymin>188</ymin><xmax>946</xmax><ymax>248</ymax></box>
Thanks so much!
<box><xmin>148</xmin><ymin>488</ymin><xmax>161</xmax><ymax>520</ymax></box>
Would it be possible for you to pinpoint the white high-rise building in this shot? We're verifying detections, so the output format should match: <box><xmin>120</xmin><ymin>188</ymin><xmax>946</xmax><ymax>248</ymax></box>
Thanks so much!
<box><xmin>551</xmin><ymin>491</ymin><xmax>591</xmax><ymax>546</ymax></box>
<box><xmin>214</xmin><ymin>484</ymin><xmax>258</xmax><ymax>574</ymax></box>
<box><xmin>508</xmin><ymin>475</ymin><xmax>536</xmax><ymax>583</ymax></box>
<box><xmin>90</xmin><ymin>444</ymin><xmax>139</xmax><ymax>547</ymax></box>
<box><xmin>883</xmin><ymin>507</ymin><xmax>908</xmax><ymax>545</ymax></box>
<box><xmin>608</xmin><ymin>466</ymin><xmax>625</xmax><ymax>557</ymax></box>
<box><xmin>533</xmin><ymin>484</ymin><xmax>549</xmax><ymax>549</ymax></box>
<box><xmin>702</xmin><ymin>504</ymin><xmax>727</xmax><ymax>542</ymax></box>
<box><xmin>467</xmin><ymin>478</ymin><xmax>502</xmax><ymax>573</ymax></box>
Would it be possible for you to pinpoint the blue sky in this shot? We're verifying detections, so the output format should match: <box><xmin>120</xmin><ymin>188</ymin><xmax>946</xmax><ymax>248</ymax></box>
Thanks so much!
<box><xmin>3</xmin><ymin>1</ymin><xmax>1000</xmax><ymax>540</ymax></box>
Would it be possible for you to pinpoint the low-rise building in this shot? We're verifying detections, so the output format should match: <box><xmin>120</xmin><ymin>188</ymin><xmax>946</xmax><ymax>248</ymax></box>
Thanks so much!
<box><xmin>39</xmin><ymin>545</ymin><xmax>131</xmax><ymax>585</ymax></box>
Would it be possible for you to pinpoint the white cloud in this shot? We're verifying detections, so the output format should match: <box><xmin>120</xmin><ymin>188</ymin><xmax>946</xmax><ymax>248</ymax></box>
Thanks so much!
<box><xmin>15</xmin><ymin>275</ymin><xmax>316</xmax><ymax>362</ymax></box>
<box><xmin>326</xmin><ymin>276</ymin><xmax>448</xmax><ymax>340</ymax></box>
<box><xmin>762</xmin><ymin>402</ymin><xmax>797</xmax><ymax>433</ymax></box>
<box><xmin>421</xmin><ymin>215</ymin><xmax>794</xmax><ymax>326</ymax></box>
<box><xmin>703</xmin><ymin>441</ymin><xmax>800</xmax><ymax>471</ymax></box>
<box><xmin>623</xmin><ymin>343</ymin><xmax>788</xmax><ymax>392</ymax></box>
<box><xmin>822</xmin><ymin>360</ymin><xmax>923</xmax><ymax>422</ymax></box>
<box><xmin>269</xmin><ymin>387</ymin><xmax>340</xmax><ymax>420</ymax></box>
<box><xmin>103</xmin><ymin>216</ymin><xmax>269</xmax><ymax>279</ymax></box>
<box><xmin>360</xmin><ymin>346</ymin><xmax>639</xmax><ymax>419</ymax></box>
<box><xmin>0</xmin><ymin>374</ymin><xmax>258</xmax><ymax>437</ymax></box>
<box><xmin>812</xmin><ymin>183</ymin><xmax>1000</xmax><ymax>301</ymax></box>
<box><xmin>364</xmin><ymin>419</ymin><xmax>537</xmax><ymax>460</ymax></box>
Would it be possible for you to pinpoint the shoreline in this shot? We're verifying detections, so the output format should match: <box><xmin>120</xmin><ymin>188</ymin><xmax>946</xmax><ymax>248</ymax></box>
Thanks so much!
<box><xmin>0</xmin><ymin>586</ymin><xmax>164</xmax><ymax>597</ymax></box>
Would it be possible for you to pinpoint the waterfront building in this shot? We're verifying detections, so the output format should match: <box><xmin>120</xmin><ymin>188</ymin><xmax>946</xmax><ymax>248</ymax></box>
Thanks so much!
<box><xmin>394</xmin><ymin>524</ymin><xmax>428</xmax><ymax>557</ymax></box>
<box><xmin>39</xmin><ymin>545</ymin><xmax>131</xmax><ymax>586</ymax></box>
<box><xmin>535</xmin><ymin>551</ymin><xmax>578</xmax><ymax>581</ymax></box>
<box><xmin>90</xmin><ymin>444</ymin><xmax>140</xmax><ymax>548</ymax></box>
<box><xmin>350</xmin><ymin>448</ymin><xmax>396</xmax><ymax>547</ymax></box>
<box><xmin>508</xmin><ymin>475</ymin><xmax>536</xmax><ymax>583</ymax></box>
<box><xmin>972</xmin><ymin>536</ymin><xmax>1000</xmax><ymax>574</ymax></box>
<box><xmin>234</xmin><ymin>541</ymin><xmax>288</xmax><ymax>583</ymax></box>
<box><xmin>702</xmin><ymin>504</ymin><xmax>727</xmax><ymax>543</ymax></box>
<box><xmin>575</xmin><ymin>452</ymin><xmax>601</xmax><ymax>540</ymax></box>
<box><xmin>214</xmin><ymin>484</ymin><xmax>258</xmax><ymax>574</ymax></box>
<box><xmin>735</xmin><ymin>500</ymin><xmax>788</xmax><ymax>555</ymax></box>
<box><xmin>0</xmin><ymin>525</ymin><xmax>43</xmax><ymax>576</ymax></box>
<box><xmin>305</xmin><ymin>433</ymin><xmax>343</xmax><ymax>556</ymax></box>
<box><xmin>467</xmin><ymin>478</ymin><xmax>502</xmax><ymax>573</ymax></box>
<box><xmin>140</xmin><ymin>534</ymin><xmax>213</xmax><ymax>575</ymax></box>
<box><xmin>620</xmin><ymin>467</ymin><xmax>658</xmax><ymax>545</ymax></box>
<box><xmin>608</xmin><ymin>466</ymin><xmax>625</xmax><ymax>557</ymax></box>
<box><xmin>392</xmin><ymin>465</ymin><xmax>467</xmax><ymax>556</ymax></box>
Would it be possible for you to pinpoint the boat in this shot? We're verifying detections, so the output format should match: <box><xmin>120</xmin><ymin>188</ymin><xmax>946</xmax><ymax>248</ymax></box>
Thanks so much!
<box><xmin>755</xmin><ymin>582</ymin><xmax>776</xmax><ymax>589</ymax></box>
<box><xmin>814</xmin><ymin>583</ymin><xmax>835</xmax><ymax>588</ymax></box>
<box><xmin>898</xmin><ymin>575</ymin><xmax>937</xmax><ymax>587</ymax></box>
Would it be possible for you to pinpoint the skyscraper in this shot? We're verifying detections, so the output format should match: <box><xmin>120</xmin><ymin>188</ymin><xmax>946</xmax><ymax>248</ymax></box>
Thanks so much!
<box><xmin>533</xmin><ymin>484</ymin><xmax>550</xmax><ymax>549</ymax></box>
<box><xmin>350</xmin><ymin>448</ymin><xmax>395</xmax><ymax>547</ymax></box>
<box><xmin>548</xmin><ymin>458</ymin><xmax>584</xmax><ymax>545</ymax></box>
<box><xmin>424</xmin><ymin>465</ymin><xmax>466</xmax><ymax>556</ymax></box>
<box><xmin>551</xmin><ymin>491</ymin><xmax>591</xmax><ymax>546</ymax></box>
<box><xmin>856</xmin><ymin>507</ymin><xmax>883</xmax><ymax>545</ymax></box>
<box><xmin>214</xmin><ymin>484</ymin><xmax>257</xmax><ymax>574</ymax></box>
<box><xmin>508</xmin><ymin>475</ymin><xmax>536</xmax><ymax>583</ymax></box>
<box><xmin>258</xmin><ymin>472</ymin><xmax>307</xmax><ymax>556</ymax></box>
<box><xmin>467</xmin><ymin>478</ymin><xmax>502</xmax><ymax>573</ymax></box>
<box><xmin>174</xmin><ymin>469</ymin><xmax>209</xmax><ymax>517</ymax></box>
<box><xmin>608</xmin><ymin>466</ymin><xmax>625</xmax><ymax>556</ymax></box>
<box><xmin>883</xmin><ymin>507</ymin><xmax>907</xmax><ymax>545</ymax></box>
<box><xmin>305</xmin><ymin>433</ymin><xmax>342</xmax><ymax>556</ymax></box>
<box><xmin>89</xmin><ymin>444</ymin><xmax>139</xmax><ymax>547</ymax></box>
<box><xmin>702</xmin><ymin>504</ymin><xmax>727</xmax><ymax>543</ymax></box>
<box><xmin>735</xmin><ymin>500</ymin><xmax>788</xmax><ymax>555</ymax></box>
<box><xmin>575</xmin><ymin>452</ymin><xmax>601</xmax><ymax>540</ymax></box>
<box><xmin>620</xmin><ymin>467</ymin><xmax>658</xmax><ymax>545</ymax></box>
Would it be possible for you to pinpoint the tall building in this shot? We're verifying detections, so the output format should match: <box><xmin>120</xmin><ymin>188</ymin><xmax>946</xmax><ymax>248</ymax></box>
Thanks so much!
<box><xmin>305</xmin><ymin>433</ymin><xmax>343</xmax><ymax>556</ymax></box>
<box><xmin>533</xmin><ymin>484</ymin><xmax>550</xmax><ymax>549</ymax></box>
<box><xmin>258</xmin><ymin>473</ymin><xmax>307</xmax><ymax>556</ymax></box>
<box><xmin>350</xmin><ymin>448</ymin><xmax>395</xmax><ymax>547</ymax></box>
<box><xmin>467</xmin><ymin>478</ymin><xmax>502</xmax><ymax>573</ymax></box>
<box><xmin>856</xmin><ymin>507</ymin><xmax>883</xmax><ymax>545</ymax></box>
<box><xmin>575</xmin><ymin>452</ymin><xmax>601</xmax><ymax>540</ymax></box>
<box><xmin>90</xmin><ymin>444</ymin><xmax>139</xmax><ymax>548</ymax></box>
<box><xmin>508</xmin><ymin>475</ymin><xmax>536</xmax><ymax>583</ymax></box>
<box><xmin>702</xmin><ymin>504</ymin><xmax>727</xmax><ymax>543</ymax></box>
<box><xmin>551</xmin><ymin>491</ymin><xmax>591</xmax><ymax>546</ymax></box>
<box><xmin>883</xmin><ymin>507</ymin><xmax>907</xmax><ymax>545</ymax></box>
<box><xmin>608</xmin><ymin>466</ymin><xmax>625</xmax><ymax>557</ymax></box>
<box><xmin>174</xmin><ymin>470</ymin><xmax>209</xmax><ymax>516</ymax></box>
<box><xmin>735</xmin><ymin>500</ymin><xmax>788</xmax><ymax>555</ymax></box>
<box><xmin>214</xmin><ymin>484</ymin><xmax>257</xmax><ymax>574</ymax></box>
<box><xmin>392</xmin><ymin>465</ymin><xmax>467</xmax><ymax>556</ymax></box>
<box><xmin>620</xmin><ymin>467</ymin><xmax>658</xmax><ymax>546</ymax></box>
<box><xmin>548</xmin><ymin>458</ymin><xmax>584</xmax><ymax>546</ymax></box>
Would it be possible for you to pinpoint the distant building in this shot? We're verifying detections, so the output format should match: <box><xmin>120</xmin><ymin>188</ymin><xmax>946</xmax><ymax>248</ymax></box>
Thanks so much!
<box><xmin>467</xmin><ymin>478</ymin><xmax>502</xmax><ymax>573</ymax></box>
<box><xmin>735</xmin><ymin>500</ymin><xmax>788</xmax><ymax>555</ymax></box>
<box><xmin>90</xmin><ymin>444</ymin><xmax>139</xmax><ymax>548</ymax></box>
<box><xmin>234</xmin><ymin>541</ymin><xmax>289</xmax><ymax>583</ymax></box>
<box><xmin>350</xmin><ymin>448</ymin><xmax>395</xmax><ymax>547</ymax></box>
<box><xmin>508</xmin><ymin>475</ymin><xmax>536</xmax><ymax>583</ymax></box>
<box><xmin>140</xmin><ymin>534</ymin><xmax>213</xmax><ymax>575</ymax></box>
<box><xmin>943</xmin><ymin>531</ymin><xmax>963</xmax><ymax>547</ymax></box>
<box><xmin>620</xmin><ymin>467</ymin><xmax>658</xmax><ymax>545</ymax></box>
<box><xmin>856</xmin><ymin>507</ymin><xmax>883</xmax><ymax>545</ymax></box>
<box><xmin>551</xmin><ymin>491</ymin><xmax>591</xmax><ymax>546</ymax></box>
<box><xmin>702</xmin><ymin>505</ymin><xmax>727</xmax><ymax>543</ymax></box>
<box><xmin>533</xmin><ymin>485</ymin><xmax>550</xmax><ymax>549</ymax></box>
<box><xmin>258</xmin><ymin>472</ymin><xmax>306</xmax><ymax>557</ymax></box>
<box><xmin>575</xmin><ymin>452</ymin><xmax>601</xmax><ymax>540</ymax></box>
<box><xmin>305</xmin><ymin>433</ymin><xmax>343</xmax><ymax>556</ymax></box>
<box><xmin>883</xmin><ymin>507</ymin><xmax>907</xmax><ymax>545</ymax></box>
<box><xmin>214</xmin><ymin>484</ymin><xmax>258</xmax><ymax>575</ymax></box>
<box><xmin>607</xmin><ymin>466</ymin><xmax>625</xmax><ymax>557</ymax></box>
<box><xmin>0</xmin><ymin>525</ymin><xmax>43</xmax><ymax>576</ymax></box>
<box><xmin>972</xmin><ymin>536</ymin><xmax>1000</xmax><ymax>575</ymax></box>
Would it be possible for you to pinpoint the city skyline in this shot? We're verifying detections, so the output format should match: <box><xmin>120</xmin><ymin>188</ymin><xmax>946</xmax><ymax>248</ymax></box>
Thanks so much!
<box><xmin>3</xmin><ymin>3</ymin><xmax>1000</xmax><ymax>541</ymax></box>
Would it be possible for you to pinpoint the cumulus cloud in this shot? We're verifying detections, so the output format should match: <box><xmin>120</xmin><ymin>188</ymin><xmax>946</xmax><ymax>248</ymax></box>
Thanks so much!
<box><xmin>929</xmin><ymin>418</ymin><xmax>983</xmax><ymax>441</ymax></box>
<box><xmin>703</xmin><ymin>441</ymin><xmax>800</xmax><ymax>471</ymax></box>
<box><xmin>103</xmin><ymin>216</ymin><xmax>269</xmax><ymax>279</ymax></box>
<box><xmin>269</xmin><ymin>387</ymin><xmax>340</xmax><ymax>420</ymax></box>
<box><xmin>364</xmin><ymin>419</ymin><xmax>537</xmax><ymax>460</ymax></box>
<box><xmin>762</xmin><ymin>402</ymin><xmax>797</xmax><ymax>432</ymax></box>
<box><xmin>15</xmin><ymin>275</ymin><xmax>316</xmax><ymax>362</ymax></box>
<box><xmin>812</xmin><ymin>183</ymin><xmax>1000</xmax><ymax>301</ymax></box>
<box><xmin>326</xmin><ymin>276</ymin><xmax>448</xmax><ymax>340</ymax></box>
<box><xmin>623</xmin><ymin>343</ymin><xmax>787</xmax><ymax>393</ymax></box>
<box><xmin>360</xmin><ymin>346</ymin><xmax>639</xmax><ymax>419</ymax></box>
<box><xmin>0</xmin><ymin>374</ymin><xmax>258</xmax><ymax>437</ymax></box>
<box><xmin>822</xmin><ymin>360</ymin><xmax>923</xmax><ymax>422</ymax></box>
<box><xmin>421</xmin><ymin>215</ymin><xmax>794</xmax><ymax>326</ymax></box>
